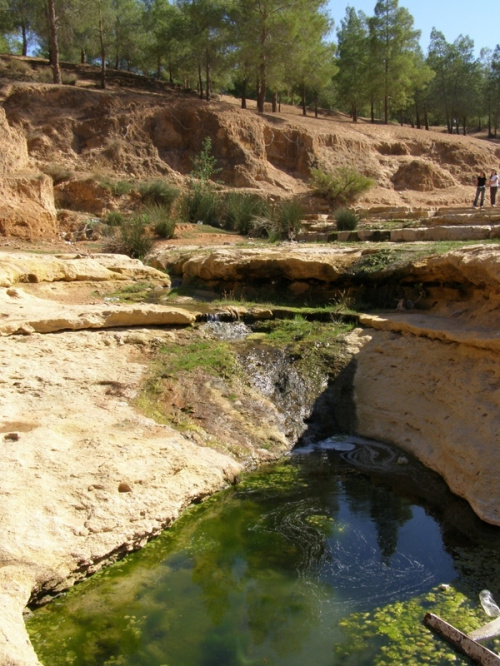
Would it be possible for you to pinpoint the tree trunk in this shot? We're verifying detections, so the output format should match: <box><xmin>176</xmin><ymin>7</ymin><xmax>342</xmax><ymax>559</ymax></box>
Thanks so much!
<box><xmin>241</xmin><ymin>78</ymin><xmax>247</xmax><ymax>109</ymax></box>
<box><xmin>198</xmin><ymin>62</ymin><xmax>203</xmax><ymax>99</ymax></box>
<box><xmin>272</xmin><ymin>91</ymin><xmax>277</xmax><ymax>113</ymax></box>
<box><xmin>21</xmin><ymin>25</ymin><xmax>27</xmax><ymax>57</ymax></box>
<box><xmin>462</xmin><ymin>117</ymin><xmax>466</xmax><ymax>135</ymax></box>
<box><xmin>257</xmin><ymin>62</ymin><xmax>266</xmax><ymax>112</ymax></box>
<box><xmin>205</xmin><ymin>47</ymin><xmax>210</xmax><ymax>101</ymax></box>
<box><xmin>81</xmin><ymin>48</ymin><xmax>86</xmax><ymax>64</ymax></box>
<box><xmin>98</xmin><ymin>7</ymin><xmax>106</xmax><ymax>90</ymax></box>
<box><xmin>370</xmin><ymin>100</ymin><xmax>375</xmax><ymax>123</ymax></box>
<box><xmin>47</xmin><ymin>0</ymin><xmax>61</xmax><ymax>84</ymax></box>
<box><xmin>352</xmin><ymin>103</ymin><xmax>358</xmax><ymax>123</ymax></box>
<box><xmin>301</xmin><ymin>83</ymin><xmax>307</xmax><ymax>116</ymax></box>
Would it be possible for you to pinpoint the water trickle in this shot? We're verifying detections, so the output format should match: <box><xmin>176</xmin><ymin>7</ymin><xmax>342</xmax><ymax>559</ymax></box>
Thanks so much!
<box><xmin>201</xmin><ymin>318</ymin><xmax>252</xmax><ymax>340</ymax></box>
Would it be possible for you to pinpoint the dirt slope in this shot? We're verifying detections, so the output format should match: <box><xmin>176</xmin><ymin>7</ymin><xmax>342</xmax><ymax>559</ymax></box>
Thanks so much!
<box><xmin>1</xmin><ymin>56</ymin><xmax>500</xmax><ymax>240</ymax></box>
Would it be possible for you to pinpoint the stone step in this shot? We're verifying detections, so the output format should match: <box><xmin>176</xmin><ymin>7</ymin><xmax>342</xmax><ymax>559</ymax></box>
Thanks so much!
<box><xmin>302</xmin><ymin>213</ymin><xmax>330</xmax><ymax>222</ymax></box>
<box><xmin>357</xmin><ymin>206</ymin><xmax>431</xmax><ymax>220</ymax></box>
<box><xmin>296</xmin><ymin>224</ymin><xmax>500</xmax><ymax>243</ymax></box>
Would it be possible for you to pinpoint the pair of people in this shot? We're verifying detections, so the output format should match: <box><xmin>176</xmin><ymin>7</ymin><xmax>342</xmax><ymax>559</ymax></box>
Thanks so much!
<box><xmin>474</xmin><ymin>170</ymin><xmax>499</xmax><ymax>207</ymax></box>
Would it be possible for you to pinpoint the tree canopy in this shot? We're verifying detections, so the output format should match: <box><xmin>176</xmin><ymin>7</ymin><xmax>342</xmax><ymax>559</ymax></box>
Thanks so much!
<box><xmin>0</xmin><ymin>0</ymin><xmax>498</xmax><ymax>132</ymax></box>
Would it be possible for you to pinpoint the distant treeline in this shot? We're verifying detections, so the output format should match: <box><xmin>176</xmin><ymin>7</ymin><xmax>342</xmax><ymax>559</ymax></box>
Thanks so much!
<box><xmin>1</xmin><ymin>0</ymin><xmax>499</xmax><ymax>134</ymax></box>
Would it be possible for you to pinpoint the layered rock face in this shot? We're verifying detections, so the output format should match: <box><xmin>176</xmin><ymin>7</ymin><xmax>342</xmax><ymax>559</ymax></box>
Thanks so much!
<box><xmin>0</xmin><ymin>109</ymin><xmax>57</xmax><ymax>239</ymax></box>
<box><xmin>348</xmin><ymin>328</ymin><xmax>500</xmax><ymax>524</ymax></box>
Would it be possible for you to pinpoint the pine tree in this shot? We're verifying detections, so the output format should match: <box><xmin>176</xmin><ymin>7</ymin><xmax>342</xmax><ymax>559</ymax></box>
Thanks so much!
<box><xmin>368</xmin><ymin>0</ymin><xmax>421</xmax><ymax>123</ymax></box>
<box><xmin>335</xmin><ymin>7</ymin><xmax>370</xmax><ymax>122</ymax></box>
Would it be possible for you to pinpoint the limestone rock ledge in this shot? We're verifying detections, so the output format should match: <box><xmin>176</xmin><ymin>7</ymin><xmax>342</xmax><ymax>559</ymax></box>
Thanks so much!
<box><xmin>0</xmin><ymin>252</ymin><xmax>171</xmax><ymax>287</ymax></box>
<box><xmin>0</xmin><ymin>287</ymin><xmax>197</xmax><ymax>335</ymax></box>
<box><xmin>346</xmin><ymin>324</ymin><xmax>500</xmax><ymax>526</ymax></box>
<box><xmin>0</xmin><ymin>329</ymin><xmax>243</xmax><ymax>666</ymax></box>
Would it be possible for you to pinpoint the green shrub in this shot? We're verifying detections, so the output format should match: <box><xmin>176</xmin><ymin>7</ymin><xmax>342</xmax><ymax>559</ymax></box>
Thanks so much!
<box><xmin>139</xmin><ymin>180</ymin><xmax>179</xmax><ymax>209</ymax></box>
<box><xmin>105</xmin><ymin>211</ymin><xmax>124</xmax><ymax>227</ymax></box>
<box><xmin>99</xmin><ymin>177</ymin><xmax>134</xmax><ymax>196</ymax></box>
<box><xmin>112</xmin><ymin>180</ymin><xmax>134</xmax><ymax>196</ymax></box>
<box><xmin>62</xmin><ymin>72</ymin><xmax>78</xmax><ymax>86</ymax></box>
<box><xmin>146</xmin><ymin>205</ymin><xmax>177</xmax><ymax>239</ymax></box>
<box><xmin>104</xmin><ymin>215</ymin><xmax>153</xmax><ymax>259</ymax></box>
<box><xmin>36</xmin><ymin>67</ymin><xmax>54</xmax><ymax>83</ymax></box>
<box><xmin>310</xmin><ymin>167</ymin><xmax>374</xmax><ymax>206</ymax></box>
<box><xmin>190</xmin><ymin>137</ymin><xmax>221</xmax><ymax>182</ymax></box>
<box><xmin>181</xmin><ymin>184</ymin><xmax>222</xmax><ymax>226</ymax></box>
<box><xmin>272</xmin><ymin>199</ymin><xmax>304</xmax><ymax>240</ymax></box>
<box><xmin>335</xmin><ymin>208</ymin><xmax>358</xmax><ymax>231</ymax></box>
<box><xmin>219</xmin><ymin>192</ymin><xmax>270</xmax><ymax>233</ymax></box>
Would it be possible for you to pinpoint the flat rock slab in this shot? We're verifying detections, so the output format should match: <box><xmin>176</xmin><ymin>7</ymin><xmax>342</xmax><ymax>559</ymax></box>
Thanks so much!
<box><xmin>359</xmin><ymin>311</ymin><xmax>500</xmax><ymax>352</ymax></box>
<box><xmin>0</xmin><ymin>287</ymin><xmax>198</xmax><ymax>335</ymax></box>
<box><xmin>0</xmin><ymin>252</ymin><xmax>170</xmax><ymax>287</ymax></box>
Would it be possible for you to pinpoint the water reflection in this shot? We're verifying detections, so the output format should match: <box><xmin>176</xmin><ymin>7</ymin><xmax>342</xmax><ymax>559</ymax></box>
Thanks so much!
<box><xmin>27</xmin><ymin>438</ymin><xmax>500</xmax><ymax>666</ymax></box>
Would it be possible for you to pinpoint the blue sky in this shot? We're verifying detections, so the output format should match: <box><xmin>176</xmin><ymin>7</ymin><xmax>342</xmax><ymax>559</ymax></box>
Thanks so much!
<box><xmin>326</xmin><ymin>0</ymin><xmax>499</xmax><ymax>56</ymax></box>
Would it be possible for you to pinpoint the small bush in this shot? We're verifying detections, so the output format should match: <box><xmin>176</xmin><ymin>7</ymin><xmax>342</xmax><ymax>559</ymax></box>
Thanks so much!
<box><xmin>42</xmin><ymin>164</ymin><xmax>73</xmax><ymax>184</ymax></box>
<box><xmin>310</xmin><ymin>167</ymin><xmax>374</xmax><ymax>206</ymax></box>
<box><xmin>272</xmin><ymin>199</ymin><xmax>304</xmax><ymax>240</ymax></box>
<box><xmin>99</xmin><ymin>177</ymin><xmax>134</xmax><ymax>196</ymax></box>
<box><xmin>112</xmin><ymin>180</ymin><xmax>134</xmax><ymax>196</ymax></box>
<box><xmin>190</xmin><ymin>137</ymin><xmax>221</xmax><ymax>182</ymax></box>
<box><xmin>335</xmin><ymin>208</ymin><xmax>358</xmax><ymax>231</ymax></box>
<box><xmin>104</xmin><ymin>216</ymin><xmax>153</xmax><ymax>259</ymax></box>
<box><xmin>146</xmin><ymin>205</ymin><xmax>176</xmax><ymax>239</ymax></box>
<box><xmin>181</xmin><ymin>184</ymin><xmax>222</xmax><ymax>226</ymax></box>
<box><xmin>62</xmin><ymin>72</ymin><xmax>78</xmax><ymax>86</ymax></box>
<box><xmin>139</xmin><ymin>180</ymin><xmax>179</xmax><ymax>209</ymax></box>
<box><xmin>8</xmin><ymin>59</ymin><xmax>32</xmax><ymax>77</ymax></box>
<box><xmin>36</xmin><ymin>67</ymin><xmax>54</xmax><ymax>83</ymax></box>
<box><xmin>220</xmin><ymin>192</ymin><xmax>270</xmax><ymax>234</ymax></box>
<box><xmin>249</xmin><ymin>216</ymin><xmax>274</xmax><ymax>238</ymax></box>
<box><xmin>105</xmin><ymin>211</ymin><xmax>124</xmax><ymax>227</ymax></box>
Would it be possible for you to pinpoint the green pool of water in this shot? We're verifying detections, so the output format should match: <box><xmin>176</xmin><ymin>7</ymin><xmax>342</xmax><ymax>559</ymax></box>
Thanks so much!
<box><xmin>27</xmin><ymin>437</ymin><xmax>500</xmax><ymax>665</ymax></box>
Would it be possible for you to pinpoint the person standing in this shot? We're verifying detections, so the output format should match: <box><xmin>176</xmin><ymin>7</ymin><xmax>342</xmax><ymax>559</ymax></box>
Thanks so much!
<box><xmin>473</xmin><ymin>171</ymin><xmax>487</xmax><ymax>208</ymax></box>
<box><xmin>490</xmin><ymin>170</ymin><xmax>499</xmax><ymax>206</ymax></box>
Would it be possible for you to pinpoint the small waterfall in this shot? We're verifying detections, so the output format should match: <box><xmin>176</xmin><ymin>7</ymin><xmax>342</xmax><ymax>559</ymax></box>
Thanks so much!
<box><xmin>202</xmin><ymin>314</ymin><xmax>252</xmax><ymax>340</ymax></box>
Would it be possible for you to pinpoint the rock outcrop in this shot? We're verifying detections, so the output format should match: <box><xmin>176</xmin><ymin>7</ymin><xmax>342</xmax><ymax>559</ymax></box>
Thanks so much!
<box><xmin>347</xmin><ymin>325</ymin><xmax>500</xmax><ymax>525</ymax></box>
<box><xmin>0</xmin><ymin>108</ymin><xmax>57</xmax><ymax>239</ymax></box>
<box><xmin>0</xmin><ymin>244</ymin><xmax>499</xmax><ymax>665</ymax></box>
<box><xmin>0</xmin><ymin>251</ymin><xmax>292</xmax><ymax>666</ymax></box>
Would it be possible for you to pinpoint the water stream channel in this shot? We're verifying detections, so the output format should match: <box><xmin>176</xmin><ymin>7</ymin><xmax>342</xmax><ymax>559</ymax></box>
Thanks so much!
<box><xmin>27</xmin><ymin>436</ymin><xmax>500</xmax><ymax>666</ymax></box>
